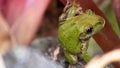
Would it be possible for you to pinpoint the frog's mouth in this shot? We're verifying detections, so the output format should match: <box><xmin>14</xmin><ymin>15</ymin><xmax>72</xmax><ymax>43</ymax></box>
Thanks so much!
<box><xmin>79</xmin><ymin>33</ymin><xmax>94</xmax><ymax>40</ymax></box>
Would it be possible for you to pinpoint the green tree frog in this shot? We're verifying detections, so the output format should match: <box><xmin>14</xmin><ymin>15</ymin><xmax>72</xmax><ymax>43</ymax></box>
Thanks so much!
<box><xmin>58</xmin><ymin>1</ymin><xmax>105</xmax><ymax>65</ymax></box>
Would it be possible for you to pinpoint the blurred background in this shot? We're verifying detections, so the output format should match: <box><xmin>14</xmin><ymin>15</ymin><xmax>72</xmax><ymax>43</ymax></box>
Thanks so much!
<box><xmin>1</xmin><ymin>0</ymin><xmax>120</xmax><ymax>68</ymax></box>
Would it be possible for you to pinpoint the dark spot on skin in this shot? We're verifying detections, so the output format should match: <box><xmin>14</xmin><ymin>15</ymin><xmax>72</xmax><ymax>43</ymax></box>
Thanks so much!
<box><xmin>75</xmin><ymin>13</ymin><xmax>79</xmax><ymax>16</ymax></box>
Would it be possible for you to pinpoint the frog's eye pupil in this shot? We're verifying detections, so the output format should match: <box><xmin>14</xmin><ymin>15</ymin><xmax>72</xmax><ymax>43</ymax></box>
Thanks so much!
<box><xmin>86</xmin><ymin>27</ymin><xmax>93</xmax><ymax>34</ymax></box>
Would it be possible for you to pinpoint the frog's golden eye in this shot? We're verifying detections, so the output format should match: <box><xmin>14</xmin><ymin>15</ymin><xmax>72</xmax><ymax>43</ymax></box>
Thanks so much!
<box><xmin>86</xmin><ymin>26</ymin><xmax>93</xmax><ymax>34</ymax></box>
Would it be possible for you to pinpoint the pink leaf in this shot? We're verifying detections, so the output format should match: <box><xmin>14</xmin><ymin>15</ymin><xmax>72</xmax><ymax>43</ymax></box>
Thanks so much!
<box><xmin>11</xmin><ymin>0</ymin><xmax>50</xmax><ymax>45</ymax></box>
<box><xmin>0</xmin><ymin>0</ymin><xmax>50</xmax><ymax>45</ymax></box>
<box><xmin>2</xmin><ymin>0</ymin><xmax>26</xmax><ymax>26</ymax></box>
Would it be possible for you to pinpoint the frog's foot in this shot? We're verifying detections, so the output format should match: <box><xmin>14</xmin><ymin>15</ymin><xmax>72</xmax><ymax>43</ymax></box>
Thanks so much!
<box><xmin>64</xmin><ymin>51</ymin><xmax>78</xmax><ymax>64</ymax></box>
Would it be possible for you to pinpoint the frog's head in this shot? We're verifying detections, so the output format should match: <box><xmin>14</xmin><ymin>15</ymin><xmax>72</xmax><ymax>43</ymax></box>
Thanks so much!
<box><xmin>79</xmin><ymin>9</ymin><xmax>105</xmax><ymax>40</ymax></box>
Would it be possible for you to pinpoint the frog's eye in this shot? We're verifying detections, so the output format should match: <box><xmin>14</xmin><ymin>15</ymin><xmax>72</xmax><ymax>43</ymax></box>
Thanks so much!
<box><xmin>86</xmin><ymin>26</ymin><xmax>93</xmax><ymax>34</ymax></box>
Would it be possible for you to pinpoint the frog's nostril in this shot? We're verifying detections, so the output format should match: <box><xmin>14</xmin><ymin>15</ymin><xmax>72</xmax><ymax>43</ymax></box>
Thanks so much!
<box><xmin>98</xmin><ymin>22</ymin><xmax>103</xmax><ymax>25</ymax></box>
<box><xmin>98</xmin><ymin>21</ymin><xmax>105</xmax><ymax>27</ymax></box>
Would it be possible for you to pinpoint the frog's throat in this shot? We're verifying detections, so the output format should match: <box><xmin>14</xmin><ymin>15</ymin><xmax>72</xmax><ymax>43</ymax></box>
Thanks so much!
<box><xmin>80</xmin><ymin>36</ymin><xmax>91</xmax><ymax>41</ymax></box>
<box><xmin>79</xmin><ymin>33</ymin><xmax>94</xmax><ymax>40</ymax></box>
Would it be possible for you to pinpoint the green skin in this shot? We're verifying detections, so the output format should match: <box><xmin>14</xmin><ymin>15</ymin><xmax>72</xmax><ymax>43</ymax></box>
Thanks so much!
<box><xmin>58</xmin><ymin>1</ymin><xmax>105</xmax><ymax>65</ymax></box>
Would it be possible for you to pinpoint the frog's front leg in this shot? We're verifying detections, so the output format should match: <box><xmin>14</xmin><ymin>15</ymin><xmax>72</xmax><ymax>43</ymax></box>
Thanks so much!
<box><xmin>81</xmin><ymin>42</ymin><xmax>91</xmax><ymax>62</ymax></box>
<box><xmin>64</xmin><ymin>50</ymin><xmax>78</xmax><ymax>65</ymax></box>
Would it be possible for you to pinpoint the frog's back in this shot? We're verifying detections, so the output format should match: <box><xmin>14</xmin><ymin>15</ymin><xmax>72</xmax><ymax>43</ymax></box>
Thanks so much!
<box><xmin>58</xmin><ymin>20</ymin><xmax>82</xmax><ymax>54</ymax></box>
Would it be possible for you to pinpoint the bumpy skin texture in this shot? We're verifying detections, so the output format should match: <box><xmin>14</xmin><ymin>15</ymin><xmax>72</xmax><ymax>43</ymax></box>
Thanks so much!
<box><xmin>58</xmin><ymin>1</ymin><xmax>105</xmax><ymax>65</ymax></box>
